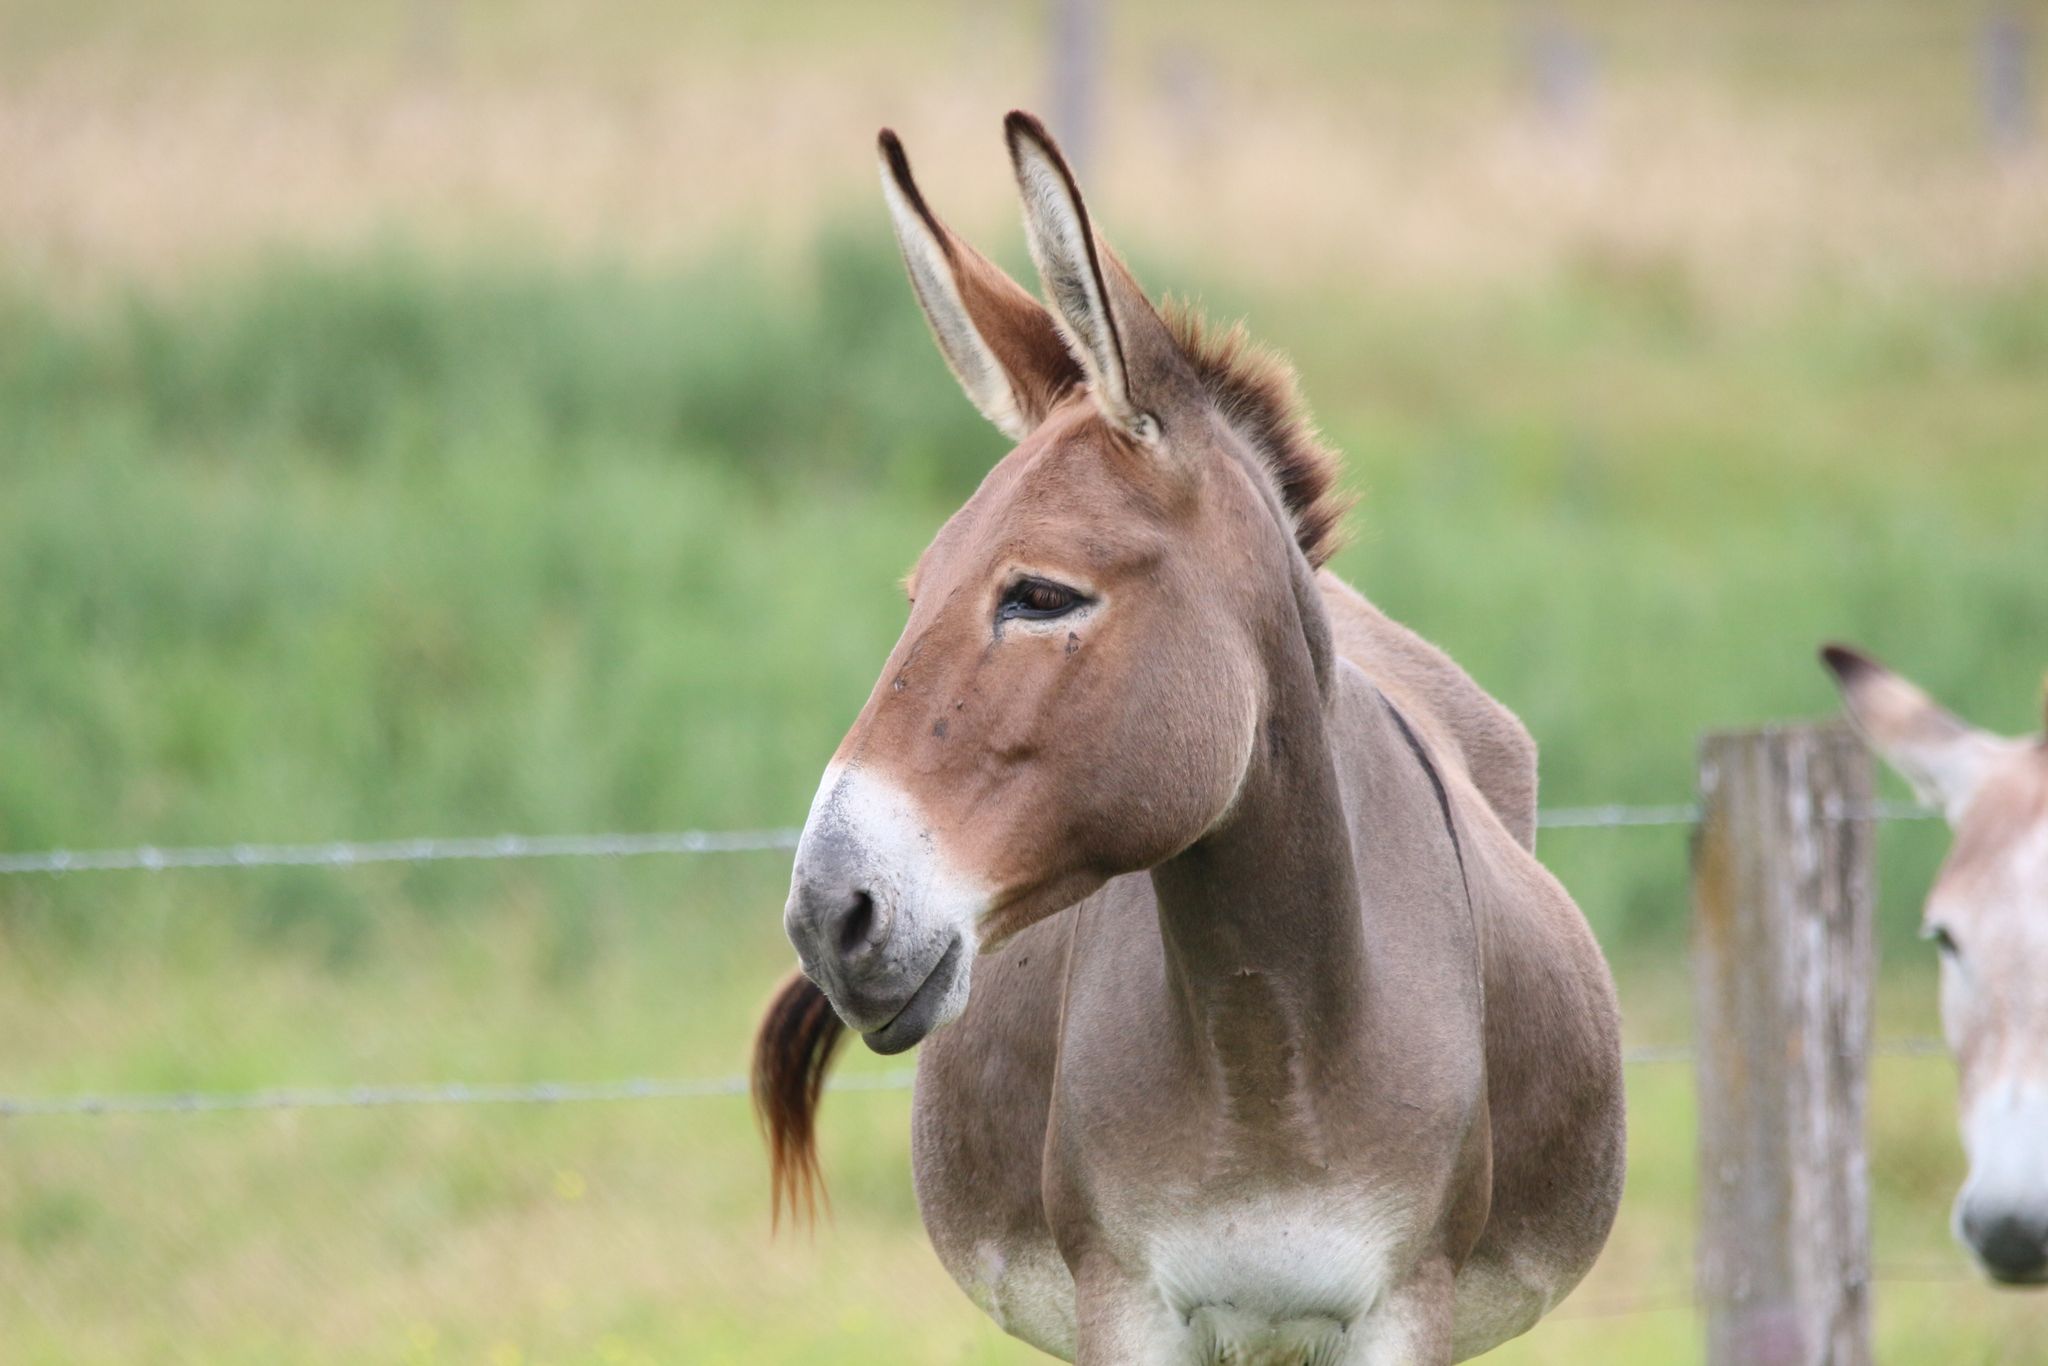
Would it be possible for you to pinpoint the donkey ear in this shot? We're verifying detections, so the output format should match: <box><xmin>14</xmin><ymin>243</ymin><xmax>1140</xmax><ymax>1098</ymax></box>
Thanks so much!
<box><xmin>878</xmin><ymin>130</ymin><xmax>1081</xmax><ymax>440</ymax></box>
<box><xmin>1003</xmin><ymin>111</ymin><xmax>1192</xmax><ymax>443</ymax></box>
<box><xmin>1821</xmin><ymin>643</ymin><xmax>2008</xmax><ymax>822</ymax></box>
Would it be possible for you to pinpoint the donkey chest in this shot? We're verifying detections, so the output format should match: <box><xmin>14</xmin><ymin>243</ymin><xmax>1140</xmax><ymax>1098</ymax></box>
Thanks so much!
<box><xmin>1142</xmin><ymin>1190</ymin><xmax>1407</xmax><ymax>1326</ymax></box>
<box><xmin>1044</xmin><ymin>1058</ymin><xmax>1480</xmax><ymax>1352</ymax></box>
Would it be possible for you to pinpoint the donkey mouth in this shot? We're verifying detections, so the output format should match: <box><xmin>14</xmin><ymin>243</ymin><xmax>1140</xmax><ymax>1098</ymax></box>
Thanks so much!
<box><xmin>862</xmin><ymin>934</ymin><xmax>965</xmax><ymax>1055</ymax></box>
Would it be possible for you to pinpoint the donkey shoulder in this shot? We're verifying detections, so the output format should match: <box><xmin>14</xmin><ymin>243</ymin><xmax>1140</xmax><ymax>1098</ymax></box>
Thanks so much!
<box><xmin>1317</xmin><ymin>570</ymin><xmax>1538</xmax><ymax>850</ymax></box>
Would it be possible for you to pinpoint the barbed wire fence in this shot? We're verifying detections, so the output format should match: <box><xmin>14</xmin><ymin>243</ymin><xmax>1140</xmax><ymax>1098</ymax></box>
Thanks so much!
<box><xmin>0</xmin><ymin>799</ymin><xmax>1943</xmax><ymax>1121</ymax></box>
<box><xmin>0</xmin><ymin>799</ymin><xmax>1937</xmax><ymax>877</ymax></box>
<box><xmin>0</xmin><ymin>794</ymin><xmax>1974</xmax><ymax>1339</ymax></box>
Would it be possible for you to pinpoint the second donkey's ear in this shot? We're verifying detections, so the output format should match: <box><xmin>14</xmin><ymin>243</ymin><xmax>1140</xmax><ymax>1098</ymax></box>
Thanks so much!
<box><xmin>878</xmin><ymin>130</ymin><xmax>1081</xmax><ymax>440</ymax></box>
<box><xmin>1820</xmin><ymin>643</ymin><xmax>2012</xmax><ymax>822</ymax></box>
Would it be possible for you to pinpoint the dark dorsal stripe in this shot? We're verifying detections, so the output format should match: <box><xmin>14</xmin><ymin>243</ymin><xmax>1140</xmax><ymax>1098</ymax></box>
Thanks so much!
<box><xmin>1380</xmin><ymin>693</ymin><xmax>1475</xmax><ymax>916</ymax></box>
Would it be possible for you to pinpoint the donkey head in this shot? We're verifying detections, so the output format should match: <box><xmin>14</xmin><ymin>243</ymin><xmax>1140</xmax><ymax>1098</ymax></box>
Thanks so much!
<box><xmin>782</xmin><ymin>114</ymin><xmax>1346</xmax><ymax>1054</ymax></box>
<box><xmin>1823</xmin><ymin>644</ymin><xmax>2048</xmax><ymax>1286</ymax></box>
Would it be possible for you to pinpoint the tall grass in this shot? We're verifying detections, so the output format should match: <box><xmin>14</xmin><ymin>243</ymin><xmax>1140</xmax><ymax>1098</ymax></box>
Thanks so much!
<box><xmin>6</xmin><ymin>234</ymin><xmax>2044</xmax><ymax>956</ymax></box>
<box><xmin>2</xmin><ymin>228</ymin><xmax>997</xmax><ymax>488</ymax></box>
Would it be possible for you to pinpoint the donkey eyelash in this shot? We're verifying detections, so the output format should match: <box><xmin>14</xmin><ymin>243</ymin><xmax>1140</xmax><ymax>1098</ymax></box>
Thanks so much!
<box><xmin>1924</xmin><ymin>924</ymin><xmax>1960</xmax><ymax>957</ymax></box>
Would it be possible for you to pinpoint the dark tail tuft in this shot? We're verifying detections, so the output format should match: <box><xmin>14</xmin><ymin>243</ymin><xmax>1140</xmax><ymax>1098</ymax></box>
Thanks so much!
<box><xmin>751</xmin><ymin>969</ymin><xmax>848</xmax><ymax>1230</ymax></box>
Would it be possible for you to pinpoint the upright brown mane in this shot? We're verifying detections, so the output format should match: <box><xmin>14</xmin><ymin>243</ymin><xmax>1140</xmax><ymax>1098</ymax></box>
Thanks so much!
<box><xmin>1162</xmin><ymin>300</ymin><xmax>1353</xmax><ymax>569</ymax></box>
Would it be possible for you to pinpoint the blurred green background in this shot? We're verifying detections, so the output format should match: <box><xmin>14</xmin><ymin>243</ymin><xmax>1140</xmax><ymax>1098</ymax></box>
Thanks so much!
<box><xmin>2</xmin><ymin>1</ymin><xmax>2046</xmax><ymax>1361</ymax></box>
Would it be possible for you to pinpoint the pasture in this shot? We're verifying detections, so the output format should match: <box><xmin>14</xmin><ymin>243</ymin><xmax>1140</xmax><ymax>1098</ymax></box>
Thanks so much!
<box><xmin>4</xmin><ymin>1</ymin><xmax>2048</xmax><ymax>1361</ymax></box>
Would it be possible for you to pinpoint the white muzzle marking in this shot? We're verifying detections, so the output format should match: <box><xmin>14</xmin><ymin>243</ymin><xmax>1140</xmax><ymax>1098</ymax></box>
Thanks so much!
<box><xmin>786</xmin><ymin>763</ymin><xmax>985</xmax><ymax>1043</ymax></box>
<box><xmin>1956</xmin><ymin>1078</ymin><xmax>2048</xmax><ymax>1282</ymax></box>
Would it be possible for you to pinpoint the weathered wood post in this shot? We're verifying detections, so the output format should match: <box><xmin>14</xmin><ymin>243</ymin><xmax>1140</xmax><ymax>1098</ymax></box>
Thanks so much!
<box><xmin>1979</xmin><ymin>11</ymin><xmax>2036</xmax><ymax>156</ymax></box>
<box><xmin>1692</xmin><ymin>725</ymin><xmax>1876</xmax><ymax>1366</ymax></box>
<box><xmin>406</xmin><ymin>0</ymin><xmax>457</xmax><ymax>76</ymax></box>
<box><xmin>1520</xmin><ymin>9</ymin><xmax>1596</xmax><ymax>140</ymax></box>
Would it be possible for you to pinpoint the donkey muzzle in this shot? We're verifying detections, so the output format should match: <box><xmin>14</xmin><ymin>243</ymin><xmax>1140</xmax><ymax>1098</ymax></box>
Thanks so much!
<box><xmin>1957</xmin><ymin>1085</ymin><xmax>2048</xmax><ymax>1287</ymax></box>
<box><xmin>1959</xmin><ymin>1200</ymin><xmax>2048</xmax><ymax>1285</ymax></box>
<box><xmin>783</xmin><ymin>765</ymin><xmax>981</xmax><ymax>1052</ymax></box>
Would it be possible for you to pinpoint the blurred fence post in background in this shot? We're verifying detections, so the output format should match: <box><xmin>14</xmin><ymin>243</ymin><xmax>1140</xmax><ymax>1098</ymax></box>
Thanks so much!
<box><xmin>1521</xmin><ymin>8</ymin><xmax>1596</xmax><ymax>141</ymax></box>
<box><xmin>1048</xmin><ymin>0</ymin><xmax>1105</xmax><ymax>176</ymax></box>
<box><xmin>406</xmin><ymin>0</ymin><xmax>458</xmax><ymax>77</ymax></box>
<box><xmin>1979</xmin><ymin>11</ymin><xmax>2037</xmax><ymax>157</ymax></box>
<box><xmin>1692</xmin><ymin>726</ymin><xmax>1875</xmax><ymax>1366</ymax></box>
<box><xmin>1153</xmin><ymin>39</ymin><xmax>1220</xmax><ymax>169</ymax></box>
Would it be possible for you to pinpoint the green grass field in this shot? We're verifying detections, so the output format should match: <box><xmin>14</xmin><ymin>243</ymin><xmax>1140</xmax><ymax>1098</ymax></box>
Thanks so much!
<box><xmin>4</xmin><ymin>239</ymin><xmax>2045</xmax><ymax>1363</ymax></box>
<box><xmin>5</xmin><ymin>0</ymin><xmax>2048</xmax><ymax>1359</ymax></box>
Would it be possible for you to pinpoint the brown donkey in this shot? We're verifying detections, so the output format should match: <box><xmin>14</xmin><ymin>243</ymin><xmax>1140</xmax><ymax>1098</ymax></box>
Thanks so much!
<box><xmin>755</xmin><ymin>113</ymin><xmax>1625</xmax><ymax>1363</ymax></box>
<box><xmin>1823</xmin><ymin>645</ymin><xmax>2048</xmax><ymax>1286</ymax></box>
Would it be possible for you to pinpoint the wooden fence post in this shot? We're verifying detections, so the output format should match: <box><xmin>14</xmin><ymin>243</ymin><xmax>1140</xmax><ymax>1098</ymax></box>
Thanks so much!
<box><xmin>1692</xmin><ymin>725</ymin><xmax>1875</xmax><ymax>1366</ymax></box>
<box><xmin>1979</xmin><ymin>11</ymin><xmax>2036</xmax><ymax>156</ymax></box>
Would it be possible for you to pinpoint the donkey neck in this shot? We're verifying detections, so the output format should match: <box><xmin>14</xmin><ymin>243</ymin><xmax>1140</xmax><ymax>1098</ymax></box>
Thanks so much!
<box><xmin>1147</xmin><ymin>578</ymin><xmax>1369</xmax><ymax>1130</ymax></box>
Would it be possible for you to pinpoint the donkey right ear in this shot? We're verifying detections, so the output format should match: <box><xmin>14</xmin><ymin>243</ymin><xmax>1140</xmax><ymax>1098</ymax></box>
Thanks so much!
<box><xmin>878</xmin><ymin>130</ymin><xmax>1081</xmax><ymax>440</ymax></box>
<box><xmin>1820</xmin><ymin>643</ymin><xmax>2010</xmax><ymax>822</ymax></box>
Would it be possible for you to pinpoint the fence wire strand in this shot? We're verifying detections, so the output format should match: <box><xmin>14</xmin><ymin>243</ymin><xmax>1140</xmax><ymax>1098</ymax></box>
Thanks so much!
<box><xmin>0</xmin><ymin>799</ymin><xmax>1948</xmax><ymax>1118</ymax></box>
<box><xmin>0</xmin><ymin>1071</ymin><xmax>918</xmax><ymax>1119</ymax></box>
<box><xmin>0</xmin><ymin>1040</ymin><xmax>1951</xmax><ymax>1120</ymax></box>
<box><xmin>1550</xmin><ymin>1259</ymin><xmax>1982</xmax><ymax>1324</ymax></box>
<box><xmin>0</xmin><ymin>801</ymin><xmax>1938</xmax><ymax>878</ymax></box>
<box><xmin>0</xmin><ymin>828</ymin><xmax>801</xmax><ymax>876</ymax></box>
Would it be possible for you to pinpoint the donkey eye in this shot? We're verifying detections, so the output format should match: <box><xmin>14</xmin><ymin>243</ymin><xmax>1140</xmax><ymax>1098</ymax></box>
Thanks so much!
<box><xmin>1925</xmin><ymin>924</ymin><xmax>1960</xmax><ymax>958</ymax></box>
<box><xmin>999</xmin><ymin>578</ymin><xmax>1086</xmax><ymax>622</ymax></box>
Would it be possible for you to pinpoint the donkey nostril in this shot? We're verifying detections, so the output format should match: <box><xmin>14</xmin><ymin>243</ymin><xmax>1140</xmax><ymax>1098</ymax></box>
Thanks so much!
<box><xmin>836</xmin><ymin>890</ymin><xmax>879</xmax><ymax>956</ymax></box>
<box><xmin>1966</xmin><ymin>1209</ymin><xmax>2048</xmax><ymax>1282</ymax></box>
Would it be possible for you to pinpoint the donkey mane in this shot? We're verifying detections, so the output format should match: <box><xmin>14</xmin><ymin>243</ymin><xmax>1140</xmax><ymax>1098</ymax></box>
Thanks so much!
<box><xmin>1161</xmin><ymin>299</ymin><xmax>1352</xmax><ymax>569</ymax></box>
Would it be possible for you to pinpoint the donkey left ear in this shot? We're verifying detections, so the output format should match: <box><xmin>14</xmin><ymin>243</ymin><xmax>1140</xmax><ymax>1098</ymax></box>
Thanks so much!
<box><xmin>1003</xmin><ymin>111</ymin><xmax>1196</xmax><ymax>444</ymax></box>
